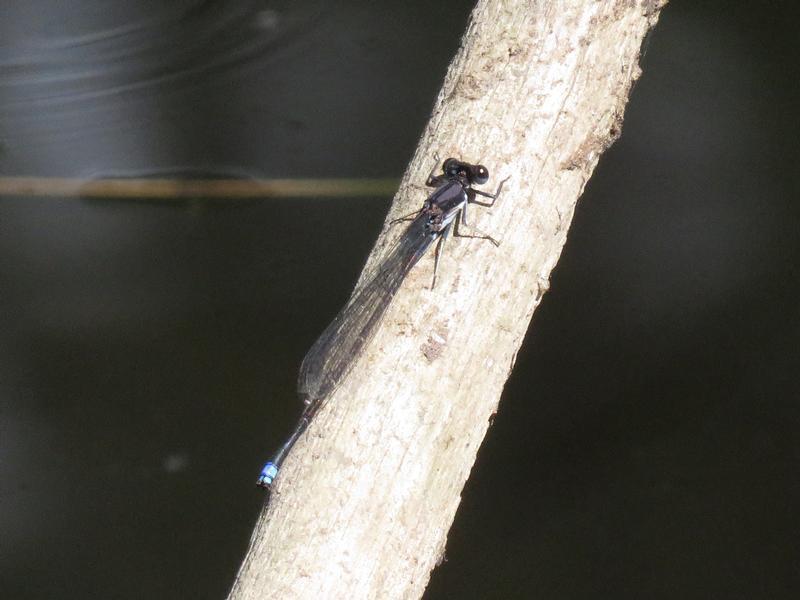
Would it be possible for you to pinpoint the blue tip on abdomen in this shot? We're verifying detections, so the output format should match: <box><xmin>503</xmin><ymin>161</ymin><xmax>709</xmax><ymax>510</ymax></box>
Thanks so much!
<box><xmin>256</xmin><ymin>462</ymin><xmax>279</xmax><ymax>488</ymax></box>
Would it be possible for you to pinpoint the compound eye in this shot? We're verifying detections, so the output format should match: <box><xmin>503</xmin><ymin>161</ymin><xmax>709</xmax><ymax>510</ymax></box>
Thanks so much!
<box><xmin>473</xmin><ymin>165</ymin><xmax>489</xmax><ymax>185</ymax></box>
<box><xmin>442</xmin><ymin>158</ymin><xmax>460</xmax><ymax>176</ymax></box>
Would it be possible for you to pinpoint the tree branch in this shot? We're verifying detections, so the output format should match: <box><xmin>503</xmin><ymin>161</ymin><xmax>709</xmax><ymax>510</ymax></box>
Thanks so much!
<box><xmin>229</xmin><ymin>1</ymin><xmax>667</xmax><ymax>598</ymax></box>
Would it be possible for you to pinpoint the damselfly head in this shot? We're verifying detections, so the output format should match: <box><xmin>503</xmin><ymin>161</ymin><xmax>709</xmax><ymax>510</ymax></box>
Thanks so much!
<box><xmin>442</xmin><ymin>158</ymin><xmax>489</xmax><ymax>185</ymax></box>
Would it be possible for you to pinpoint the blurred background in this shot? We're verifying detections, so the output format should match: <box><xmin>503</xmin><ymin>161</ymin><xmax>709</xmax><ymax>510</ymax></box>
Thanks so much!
<box><xmin>1</xmin><ymin>1</ymin><xmax>798</xmax><ymax>598</ymax></box>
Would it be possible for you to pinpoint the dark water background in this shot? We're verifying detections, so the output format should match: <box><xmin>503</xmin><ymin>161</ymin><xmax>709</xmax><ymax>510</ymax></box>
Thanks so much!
<box><xmin>2</xmin><ymin>1</ymin><xmax>799</xmax><ymax>598</ymax></box>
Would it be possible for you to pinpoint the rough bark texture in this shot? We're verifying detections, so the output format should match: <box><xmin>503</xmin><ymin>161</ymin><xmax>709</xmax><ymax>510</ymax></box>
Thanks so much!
<box><xmin>229</xmin><ymin>1</ymin><xmax>667</xmax><ymax>598</ymax></box>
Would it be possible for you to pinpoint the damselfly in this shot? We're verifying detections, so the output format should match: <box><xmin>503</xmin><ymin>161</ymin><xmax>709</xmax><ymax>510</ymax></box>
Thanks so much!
<box><xmin>257</xmin><ymin>156</ymin><xmax>506</xmax><ymax>488</ymax></box>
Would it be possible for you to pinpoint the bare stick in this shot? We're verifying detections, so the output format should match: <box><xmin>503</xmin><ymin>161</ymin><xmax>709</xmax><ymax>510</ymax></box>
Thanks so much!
<box><xmin>229</xmin><ymin>1</ymin><xmax>668</xmax><ymax>598</ymax></box>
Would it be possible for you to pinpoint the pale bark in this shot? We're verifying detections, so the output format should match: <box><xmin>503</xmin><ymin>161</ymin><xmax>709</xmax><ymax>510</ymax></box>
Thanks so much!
<box><xmin>229</xmin><ymin>1</ymin><xmax>667</xmax><ymax>598</ymax></box>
